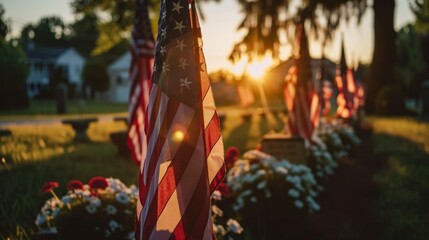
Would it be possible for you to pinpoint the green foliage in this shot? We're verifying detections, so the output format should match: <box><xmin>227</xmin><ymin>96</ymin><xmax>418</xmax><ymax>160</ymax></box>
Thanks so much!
<box><xmin>395</xmin><ymin>24</ymin><xmax>425</xmax><ymax>100</ymax></box>
<box><xmin>69</xmin><ymin>13</ymin><xmax>99</xmax><ymax>57</ymax></box>
<box><xmin>410</xmin><ymin>0</ymin><xmax>429</xmax><ymax>33</ymax></box>
<box><xmin>0</xmin><ymin>4</ymin><xmax>8</xmax><ymax>40</ymax></box>
<box><xmin>375</xmin><ymin>85</ymin><xmax>406</xmax><ymax>116</ymax></box>
<box><xmin>82</xmin><ymin>59</ymin><xmax>110</xmax><ymax>95</ymax></box>
<box><xmin>0</xmin><ymin>40</ymin><xmax>29</xmax><ymax>110</ymax></box>
<box><xmin>19</xmin><ymin>16</ymin><xmax>69</xmax><ymax>48</ymax></box>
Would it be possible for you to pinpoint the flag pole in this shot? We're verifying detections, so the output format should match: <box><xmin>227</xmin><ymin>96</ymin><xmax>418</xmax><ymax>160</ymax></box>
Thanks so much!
<box><xmin>190</xmin><ymin>0</ymin><xmax>209</xmax><ymax>158</ymax></box>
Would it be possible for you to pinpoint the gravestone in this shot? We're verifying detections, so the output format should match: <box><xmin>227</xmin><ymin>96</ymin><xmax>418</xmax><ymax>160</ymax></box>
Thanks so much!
<box><xmin>110</xmin><ymin>130</ymin><xmax>130</xmax><ymax>158</ymax></box>
<box><xmin>261</xmin><ymin>134</ymin><xmax>307</xmax><ymax>164</ymax></box>
<box><xmin>62</xmin><ymin>118</ymin><xmax>97</xmax><ymax>143</ymax></box>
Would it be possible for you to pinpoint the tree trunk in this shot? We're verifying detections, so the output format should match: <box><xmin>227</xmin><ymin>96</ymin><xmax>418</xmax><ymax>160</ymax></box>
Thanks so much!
<box><xmin>367</xmin><ymin>0</ymin><xmax>396</xmax><ymax>113</ymax></box>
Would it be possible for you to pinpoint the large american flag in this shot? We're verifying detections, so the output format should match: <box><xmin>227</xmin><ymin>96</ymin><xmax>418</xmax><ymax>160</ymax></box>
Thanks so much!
<box><xmin>128</xmin><ymin>0</ymin><xmax>155</xmax><ymax>166</ymax></box>
<box><xmin>135</xmin><ymin>0</ymin><xmax>225</xmax><ymax>239</ymax></box>
<box><xmin>335</xmin><ymin>41</ymin><xmax>358</xmax><ymax>119</ymax></box>
<box><xmin>284</xmin><ymin>24</ymin><xmax>320</xmax><ymax>142</ymax></box>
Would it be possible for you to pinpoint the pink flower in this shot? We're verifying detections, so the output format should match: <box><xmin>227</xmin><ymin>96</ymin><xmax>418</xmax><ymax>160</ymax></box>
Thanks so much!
<box><xmin>88</xmin><ymin>176</ymin><xmax>108</xmax><ymax>190</ymax></box>
<box><xmin>42</xmin><ymin>182</ymin><xmax>59</xmax><ymax>193</ymax></box>
<box><xmin>67</xmin><ymin>180</ymin><xmax>84</xmax><ymax>191</ymax></box>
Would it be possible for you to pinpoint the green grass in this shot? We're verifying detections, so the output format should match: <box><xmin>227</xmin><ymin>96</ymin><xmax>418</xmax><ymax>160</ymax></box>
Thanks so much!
<box><xmin>371</xmin><ymin>118</ymin><xmax>429</xmax><ymax>239</ymax></box>
<box><xmin>0</xmin><ymin>99</ymin><xmax>128</xmax><ymax>120</ymax></box>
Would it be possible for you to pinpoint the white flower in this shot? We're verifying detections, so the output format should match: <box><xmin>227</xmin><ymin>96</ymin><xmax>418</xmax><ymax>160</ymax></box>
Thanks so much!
<box><xmin>85</xmin><ymin>205</ymin><xmax>97</xmax><ymax>214</ymax></box>
<box><xmin>86</xmin><ymin>196</ymin><xmax>101</xmax><ymax>207</ymax></box>
<box><xmin>35</xmin><ymin>214</ymin><xmax>46</xmax><ymax>226</ymax></box>
<box><xmin>109</xmin><ymin>220</ymin><xmax>119</xmax><ymax>231</ymax></box>
<box><xmin>256</xmin><ymin>180</ymin><xmax>267</xmax><ymax>189</ymax></box>
<box><xmin>275</xmin><ymin>166</ymin><xmax>288</xmax><ymax>175</ymax></box>
<box><xmin>115</xmin><ymin>192</ymin><xmax>131</xmax><ymax>204</ymax></box>
<box><xmin>288</xmin><ymin>188</ymin><xmax>300</xmax><ymax>198</ymax></box>
<box><xmin>211</xmin><ymin>205</ymin><xmax>223</xmax><ymax>217</ymax></box>
<box><xmin>106</xmin><ymin>204</ymin><xmax>117</xmax><ymax>215</ymax></box>
<box><xmin>212</xmin><ymin>190</ymin><xmax>222</xmax><ymax>201</ymax></box>
<box><xmin>61</xmin><ymin>196</ymin><xmax>72</xmax><ymax>205</ymax></box>
<box><xmin>250</xmin><ymin>196</ymin><xmax>258</xmax><ymax>203</ymax></box>
<box><xmin>226</xmin><ymin>219</ymin><xmax>243</xmax><ymax>234</ymax></box>
<box><xmin>214</xmin><ymin>224</ymin><xmax>226</xmax><ymax>236</ymax></box>
<box><xmin>294</xmin><ymin>200</ymin><xmax>304</xmax><ymax>209</ymax></box>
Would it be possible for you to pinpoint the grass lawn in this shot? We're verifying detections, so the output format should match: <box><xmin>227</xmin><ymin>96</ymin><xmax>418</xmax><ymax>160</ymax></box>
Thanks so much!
<box><xmin>0</xmin><ymin>99</ymin><xmax>128</xmax><ymax>121</ymax></box>
<box><xmin>370</xmin><ymin>117</ymin><xmax>429</xmax><ymax>239</ymax></box>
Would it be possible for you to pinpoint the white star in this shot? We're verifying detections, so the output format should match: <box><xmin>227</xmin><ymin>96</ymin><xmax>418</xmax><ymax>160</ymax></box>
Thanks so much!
<box><xmin>174</xmin><ymin>20</ymin><xmax>186</xmax><ymax>33</ymax></box>
<box><xmin>172</xmin><ymin>2</ymin><xmax>183</xmax><ymax>14</ymax></box>
<box><xmin>175</xmin><ymin>39</ymin><xmax>186</xmax><ymax>52</ymax></box>
<box><xmin>180</xmin><ymin>77</ymin><xmax>192</xmax><ymax>89</ymax></box>
<box><xmin>161</xmin><ymin>11</ymin><xmax>167</xmax><ymax>20</ymax></box>
<box><xmin>162</xmin><ymin>63</ymin><xmax>170</xmax><ymax>73</ymax></box>
<box><xmin>160</xmin><ymin>28</ymin><xmax>167</xmax><ymax>39</ymax></box>
<box><xmin>177</xmin><ymin>58</ymin><xmax>189</xmax><ymax>70</ymax></box>
<box><xmin>160</xmin><ymin>46</ymin><xmax>167</xmax><ymax>56</ymax></box>
<box><xmin>153</xmin><ymin>63</ymin><xmax>157</xmax><ymax>72</ymax></box>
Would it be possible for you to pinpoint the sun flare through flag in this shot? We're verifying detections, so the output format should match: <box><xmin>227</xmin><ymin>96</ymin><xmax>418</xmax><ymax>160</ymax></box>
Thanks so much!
<box><xmin>127</xmin><ymin>0</ymin><xmax>155</xmax><ymax>167</ymax></box>
<box><xmin>135</xmin><ymin>0</ymin><xmax>225</xmax><ymax>239</ymax></box>
<box><xmin>284</xmin><ymin>24</ymin><xmax>320</xmax><ymax>143</ymax></box>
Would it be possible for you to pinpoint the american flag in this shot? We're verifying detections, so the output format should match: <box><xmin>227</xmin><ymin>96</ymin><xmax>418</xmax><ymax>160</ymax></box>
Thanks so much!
<box><xmin>135</xmin><ymin>0</ymin><xmax>225</xmax><ymax>239</ymax></box>
<box><xmin>284</xmin><ymin>24</ymin><xmax>320</xmax><ymax>142</ymax></box>
<box><xmin>335</xmin><ymin>41</ymin><xmax>358</xmax><ymax>119</ymax></box>
<box><xmin>128</xmin><ymin>0</ymin><xmax>155</xmax><ymax>166</ymax></box>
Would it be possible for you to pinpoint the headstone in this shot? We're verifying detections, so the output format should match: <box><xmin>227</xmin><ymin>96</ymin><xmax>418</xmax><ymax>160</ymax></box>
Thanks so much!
<box><xmin>56</xmin><ymin>82</ymin><xmax>68</xmax><ymax>114</ymax></box>
<box><xmin>261</xmin><ymin>134</ymin><xmax>307</xmax><ymax>164</ymax></box>
<box><xmin>109</xmin><ymin>130</ymin><xmax>131</xmax><ymax>158</ymax></box>
<box><xmin>62</xmin><ymin>118</ymin><xmax>97</xmax><ymax>143</ymax></box>
<box><xmin>422</xmin><ymin>81</ymin><xmax>429</xmax><ymax>121</ymax></box>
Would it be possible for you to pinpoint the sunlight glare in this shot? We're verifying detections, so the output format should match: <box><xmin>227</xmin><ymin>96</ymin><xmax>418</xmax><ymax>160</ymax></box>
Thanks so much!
<box><xmin>247</xmin><ymin>55</ymin><xmax>274</xmax><ymax>80</ymax></box>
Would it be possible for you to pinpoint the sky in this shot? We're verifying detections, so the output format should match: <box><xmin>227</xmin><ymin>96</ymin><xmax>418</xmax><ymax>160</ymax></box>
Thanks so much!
<box><xmin>1</xmin><ymin>0</ymin><xmax>415</xmax><ymax>73</ymax></box>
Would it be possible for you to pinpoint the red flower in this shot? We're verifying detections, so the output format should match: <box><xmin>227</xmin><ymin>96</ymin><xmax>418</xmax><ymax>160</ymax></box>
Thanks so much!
<box><xmin>42</xmin><ymin>181</ymin><xmax>59</xmax><ymax>193</ymax></box>
<box><xmin>88</xmin><ymin>176</ymin><xmax>108</xmax><ymax>190</ymax></box>
<box><xmin>217</xmin><ymin>182</ymin><xmax>230</xmax><ymax>197</ymax></box>
<box><xmin>225</xmin><ymin>147</ymin><xmax>240</xmax><ymax>170</ymax></box>
<box><xmin>67</xmin><ymin>180</ymin><xmax>84</xmax><ymax>191</ymax></box>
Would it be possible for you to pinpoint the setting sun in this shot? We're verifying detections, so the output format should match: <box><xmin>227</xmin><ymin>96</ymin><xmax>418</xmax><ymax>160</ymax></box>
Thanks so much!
<box><xmin>246</xmin><ymin>54</ymin><xmax>274</xmax><ymax>80</ymax></box>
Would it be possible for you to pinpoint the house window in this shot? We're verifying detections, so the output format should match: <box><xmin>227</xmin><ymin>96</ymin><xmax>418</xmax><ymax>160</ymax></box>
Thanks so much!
<box><xmin>117</xmin><ymin>76</ymin><xmax>123</xmax><ymax>85</ymax></box>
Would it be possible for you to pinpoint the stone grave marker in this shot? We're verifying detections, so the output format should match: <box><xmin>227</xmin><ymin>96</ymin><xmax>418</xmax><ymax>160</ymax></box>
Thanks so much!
<box><xmin>261</xmin><ymin>134</ymin><xmax>307</xmax><ymax>165</ymax></box>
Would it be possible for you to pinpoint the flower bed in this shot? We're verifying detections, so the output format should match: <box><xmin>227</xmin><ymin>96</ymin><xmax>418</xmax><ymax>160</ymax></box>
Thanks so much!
<box><xmin>226</xmin><ymin>150</ymin><xmax>321</xmax><ymax>239</ymax></box>
<box><xmin>36</xmin><ymin>177</ymin><xmax>137</xmax><ymax>240</ymax></box>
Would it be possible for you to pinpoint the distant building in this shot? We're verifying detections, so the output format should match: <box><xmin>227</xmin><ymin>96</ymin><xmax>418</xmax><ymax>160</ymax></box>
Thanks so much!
<box><xmin>25</xmin><ymin>43</ymin><xmax>85</xmax><ymax>98</ymax></box>
<box><xmin>106</xmin><ymin>51</ymin><xmax>131</xmax><ymax>103</ymax></box>
<box><xmin>263</xmin><ymin>57</ymin><xmax>337</xmax><ymax>95</ymax></box>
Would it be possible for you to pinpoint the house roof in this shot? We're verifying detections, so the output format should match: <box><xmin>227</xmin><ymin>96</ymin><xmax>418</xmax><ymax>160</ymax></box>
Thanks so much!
<box><xmin>25</xmin><ymin>46</ymin><xmax>69</xmax><ymax>61</ymax></box>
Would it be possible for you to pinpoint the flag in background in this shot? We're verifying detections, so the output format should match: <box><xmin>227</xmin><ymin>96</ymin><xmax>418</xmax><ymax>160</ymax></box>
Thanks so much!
<box><xmin>136</xmin><ymin>0</ymin><xmax>225</xmax><ymax>239</ymax></box>
<box><xmin>284</xmin><ymin>24</ymin><xmax>320</xmax><ymax>143</ymax></box>
<box><xmin>335</xmin><ymin>40</ymin><xmax>357</xmax><ymax>119</ymax></box>
<box><xmin>127</xmin><ymin>0</ymin><xmax>155</xmax><ymax>167</ymax></box>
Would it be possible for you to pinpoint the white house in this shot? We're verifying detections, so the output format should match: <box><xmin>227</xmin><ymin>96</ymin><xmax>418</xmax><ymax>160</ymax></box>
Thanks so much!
<box><xmin>107</xmin><ymin>51</ymin><xmax>131</xmax><ymax>103</ymax></box>
<box><xmin>25</xmin><ymin>44</ymin><xmax>85</xmax><ymax>98</ymax></box>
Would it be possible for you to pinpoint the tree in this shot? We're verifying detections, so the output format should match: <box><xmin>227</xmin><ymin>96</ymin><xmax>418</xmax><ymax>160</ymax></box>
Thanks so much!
<box><xmin>0</xmin><ymin>4</ymin><xmax>8</xmax><ymax>40</ymax></box>
<box><xmin>0</xmin><ymin>40</ymin><xmax>29</xmax><ymax>109</ymax></box>
<box><xmin>19</xmin><ymin>16</ymin><xmax>69</xmax><ymax>48</ymax></box>
<box><xmin>69</xmin><ymin>13</ymin><xmax>99</xmax><ymax>56</ymax></box>
<box><xmin>82</xmin><ymin>59</ymin><xmax>110</xmax><ymax>99</ymax></box>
